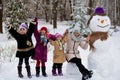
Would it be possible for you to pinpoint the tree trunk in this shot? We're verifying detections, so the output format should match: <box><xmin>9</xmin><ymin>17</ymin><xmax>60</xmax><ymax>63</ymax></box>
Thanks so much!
<box><xmin>88</xmin><ymin>0</ymin><xmax>93</xmax><ymax>15</ymax></box>
<box><xmin>69</xmin><ymin>0</ymin><xmax>73</xmax><ymax>20</ymax></box>
<box><xmin>52</xmin><ymin>0</ymin><xmax>58</xmax><ymax>28</ymax></box>
<box><xmin>44</xmin><ymin>6</ymin><xmax>49</xmax><ymax>22</ymax></box>
<box><xmin>0</xmin><ymin>0</ymin><xmax>3</xmax><ymax>33</ymax></box>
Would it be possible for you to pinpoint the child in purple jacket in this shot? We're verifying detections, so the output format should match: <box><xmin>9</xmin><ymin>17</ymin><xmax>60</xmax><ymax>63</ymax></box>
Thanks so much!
<box><xmin>32</xmin><ymin>18</ymin><xmax>56</xmax><ymax>77</ymax></box>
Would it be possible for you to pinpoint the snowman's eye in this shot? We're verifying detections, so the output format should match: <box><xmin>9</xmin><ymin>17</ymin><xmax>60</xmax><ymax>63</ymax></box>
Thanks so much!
<box><xmin>98</xmin><ymin>19</ymin><xmax>100</xmax><ymax>21</ymax></box>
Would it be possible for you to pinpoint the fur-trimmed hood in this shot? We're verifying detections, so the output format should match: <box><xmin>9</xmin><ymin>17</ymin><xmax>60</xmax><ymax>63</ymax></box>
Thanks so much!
<box><xmin>68</xmin><ymin>26</ymin><xmax>81</xmax><ymax>42</ymax></box>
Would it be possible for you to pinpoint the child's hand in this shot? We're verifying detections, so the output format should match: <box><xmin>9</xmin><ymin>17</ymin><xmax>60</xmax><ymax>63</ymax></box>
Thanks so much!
<box><xmin>30</xmin><ymin>17</ymin><xmax>38</xmax><ymax>25</ymax></box>
<box><xmin>63</xmin><ymin>29</ymin><xmax>68</xmax><ymax>36</ymax></box>
<box><xmin>34</xmin><ymin>17</ymin><xmax>38</xmax><ymax>22</ymax></box>
<box><xmin>46</xmin><ymin>34</ymin><xmax>51</xmax><ymax>38</ymax></box>
<box><xmin>86</xmin><ymin>34</ymin><xmax>90</xmax><ymax>42</ymax></box>
<box><xmin>5</xmin><ymin>21</ymin><xmax>10</xmax><ymax>26</ymax></box>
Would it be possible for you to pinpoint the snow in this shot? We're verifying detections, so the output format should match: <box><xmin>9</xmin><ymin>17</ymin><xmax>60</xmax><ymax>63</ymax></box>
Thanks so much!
<box><xmin>0</xmin><ymin>20</ymin><xmax>120</xmax><ymax>80</ymax></box>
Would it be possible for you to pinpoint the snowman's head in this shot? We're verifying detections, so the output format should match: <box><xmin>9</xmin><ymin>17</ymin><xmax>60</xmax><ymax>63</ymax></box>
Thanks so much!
<box><xmin>88</xmin><ymin>7</ymin><xmax>111</xmax><ymax>32</ymax></box>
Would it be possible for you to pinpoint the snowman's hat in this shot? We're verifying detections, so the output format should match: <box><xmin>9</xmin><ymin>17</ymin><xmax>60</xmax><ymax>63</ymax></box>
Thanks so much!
<box><xmin>93</xmin><ymin>7</ymin><xmax>105</xmax><ymax>15</ymax></box>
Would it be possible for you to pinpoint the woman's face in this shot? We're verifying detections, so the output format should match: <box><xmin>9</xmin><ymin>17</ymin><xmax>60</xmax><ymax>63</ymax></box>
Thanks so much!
<box><xmin>18</xmin><ymin>28</ymin><xmax>27</xmax><ymax>35</ymax></box>
<box><xmin>73</xmin><ymin>32</ymin><xmax>80</xmax><ymax>37</ymax></box>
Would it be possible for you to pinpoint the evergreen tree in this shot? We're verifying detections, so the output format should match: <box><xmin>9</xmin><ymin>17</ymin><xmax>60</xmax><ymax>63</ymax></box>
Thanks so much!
<box><xmin>4</xmin><ymin>0</ymin><xmax>28</xmax><ymax>39</ymax></box>
<box><xmin>69</xmin><ymin>0</ymin><xmax>91</xmax><ymax>38</ymax></box>
<box><xmin>5</xmin><ymin>0</ymin><xmax>28</xmax><ymax>29</ymax></box>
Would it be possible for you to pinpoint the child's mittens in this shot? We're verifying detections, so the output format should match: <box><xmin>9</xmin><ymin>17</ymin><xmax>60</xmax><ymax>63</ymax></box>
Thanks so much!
<box><xmin>47</xmin><ymin>34</ymin><xmax>56</xmax><ymax>41</ymax></box>
<box><xmin>63</xmin><ymin>29</ymin><xmax>68</xmax><ymax>36</ymax></box>
<box><xmin>46</xmin><ymin>34</ymin><xmax>51</xmax><ymax>38</ymax></box>
<box><xmin>30</xmin><ymin>17</ymin><xmax>38</xmax><ymax>25</ymax></box>
<box><xmin>5</xmin><ymin>21</ymin><xmax>12</xmax><ymax>30</ymax></box>
<box><xmin>34</xmin><ymin>17</ymin><xmax>38</xmax><ymax>22</ymax></box>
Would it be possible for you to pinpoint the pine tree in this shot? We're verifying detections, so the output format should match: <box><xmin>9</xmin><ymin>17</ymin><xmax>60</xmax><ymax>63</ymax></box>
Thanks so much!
<box><xmin>4</xmin><ymin>0</ymin><xmax>28</xmax><ymax>39</ymax></box>
<box><xmin>69</xmin><ymin>0</ymin><xmax>91</xmax><ymax>38</ymax></box>
<box><xmin>6</xmin><ymin>0</ymin><xmax>28</xmax><ymax>29</ymax></box>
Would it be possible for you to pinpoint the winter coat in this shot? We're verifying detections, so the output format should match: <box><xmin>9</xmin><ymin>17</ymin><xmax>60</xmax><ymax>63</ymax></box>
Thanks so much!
<box><xmin>50</xmin><ymin>40</ymin><xmax>66</xmax><ymax>63</ymax></box>
<box><xmin>8</xmin><ymin>23</ymin><xmax>35</xmax><ymax>58</ymax></box>
<box><xmin>63</xmin><ymin>34</ymin><xmax>88</xmax><ymax>61</ymax></box>
<box><xmin>32</xmin><ymin>25</ymin><xmax>56</xmax><ymax>62</ymax></box>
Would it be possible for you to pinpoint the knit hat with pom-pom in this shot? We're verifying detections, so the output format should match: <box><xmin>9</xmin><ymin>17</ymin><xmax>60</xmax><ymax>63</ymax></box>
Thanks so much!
<box><xmin>39</xmin><ymin>26</ymin><xmax>48</xmax><ymax>33</ymax></box>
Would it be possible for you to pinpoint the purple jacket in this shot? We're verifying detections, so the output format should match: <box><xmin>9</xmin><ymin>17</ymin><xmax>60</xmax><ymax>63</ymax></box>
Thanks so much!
<box><xmin>32</xmin><ymin>24</ymin><xmax>56</xmax><ymax>62</ymax></box>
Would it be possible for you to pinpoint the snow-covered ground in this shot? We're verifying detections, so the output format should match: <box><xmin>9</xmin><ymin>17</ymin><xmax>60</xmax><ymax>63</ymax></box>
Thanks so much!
<box><xmin>0</xmin><ymin>20</ymin><xmax>120</xmax><ymax>80</ymax></box>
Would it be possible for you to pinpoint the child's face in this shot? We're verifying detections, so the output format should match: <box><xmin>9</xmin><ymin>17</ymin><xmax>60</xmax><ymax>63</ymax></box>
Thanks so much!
<box><xmin>41</xmin><ymin>30</ymin><xmax>46</xmax><ymax>34</ymax></box>
<box><xmin>18</xmin><ymin>28</ymin><xmax>27</xmax><ymax>35</ymax></box>
<box><xmin>57</xmin><ymin>36</ymin><xmax>62</xmax><ymax>40</ymax></box>
<box><xmin>73</xmin><ymin>32</ymin><xmax>80</xmax><ymax>37</ymax></box>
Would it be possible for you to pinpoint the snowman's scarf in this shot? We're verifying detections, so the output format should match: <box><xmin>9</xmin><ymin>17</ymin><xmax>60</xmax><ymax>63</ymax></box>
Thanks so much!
<box><xmin>89</xmin><ymin>32</ymin><xmax>108</xmax><ymax>51</ymax></box>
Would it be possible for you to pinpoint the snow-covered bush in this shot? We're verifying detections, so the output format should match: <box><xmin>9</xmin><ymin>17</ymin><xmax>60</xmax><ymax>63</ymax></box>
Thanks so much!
<box><xmin>0</xmin><ymin>40</ymin><xmax>17</xmax><ymax>62</ymax></box>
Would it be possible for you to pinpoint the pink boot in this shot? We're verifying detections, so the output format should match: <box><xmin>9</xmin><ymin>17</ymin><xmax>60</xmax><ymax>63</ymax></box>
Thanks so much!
<box><xmin>58</xmin><ymin>69</ymin><xmax>63</xmax><ymax>76</ymax></box>
<box><xmin>52</xmin><ymin>69</ymin><xmax>57</xmax><ymax>76</ymax></box>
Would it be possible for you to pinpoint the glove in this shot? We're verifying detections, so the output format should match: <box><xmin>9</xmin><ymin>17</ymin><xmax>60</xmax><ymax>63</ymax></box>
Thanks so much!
<box><xmin>4</xmin><ymin>21</ymin><xmax>12</xmax><ymax>30</ymax></box>
<box><xmin>5</xmin><ymin>21</ymin><xmax>10</xmax><ymax>26</ymax></box>
<box><xmin>34</xmin><ymin>17</ymin><xmax>38</xmax><ymax>22</ymax></box>
<box><xmin>47</xmin><ymin>34</ymin><xmax>56</xmax><ymax>41</ymax></box>
<box><xmin>46</xmin><ymin>34</ymin><xmax>52</xmax><ymax>38</ymax></box>
<box><xmin>30</xmin><ymin>17</ymin><xmax>38</xmax><ymax>25</ymax></box>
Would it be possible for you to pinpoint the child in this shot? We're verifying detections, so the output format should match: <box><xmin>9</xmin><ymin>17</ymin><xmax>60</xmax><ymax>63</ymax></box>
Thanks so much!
<box><xmin>32</xmin><ymin>18</ymin><xmax>56</xmax><ymax>77</ymax></box>
<box><xmin>49</xmin><ymin>33</ymin><xmax>66</xmax><ymax>76</ymax></box>
<box><xmin>63</xmin><ymin>28</ymin><xmax>93</xmax><ymax>80</ymax></box>
<box><xmin>7</xmin><ymin>20</ymin><xmax>36</xmax><ymax>78</ymax></box>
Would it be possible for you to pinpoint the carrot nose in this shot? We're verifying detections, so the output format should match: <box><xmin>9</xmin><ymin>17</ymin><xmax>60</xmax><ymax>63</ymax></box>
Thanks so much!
<box><xmin>101</xmin><ymin>20</ymin><xmax>104</xmax><ymax>24</ymax></box>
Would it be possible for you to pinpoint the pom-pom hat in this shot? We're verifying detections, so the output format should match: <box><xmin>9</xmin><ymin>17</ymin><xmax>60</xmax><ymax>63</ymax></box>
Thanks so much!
<box><xmin>39</xmin><ymin>26</ymin><xmax>48</xmax><ymax>33</ymax></box>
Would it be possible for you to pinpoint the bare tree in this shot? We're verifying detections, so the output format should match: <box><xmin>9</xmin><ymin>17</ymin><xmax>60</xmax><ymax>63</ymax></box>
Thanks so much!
<box><xmin>87</xmin><ymin>0</ymin><xmax>97</xmax><ymax>15</ymax></box>
<box><xmin>69</xmin><ymin>0</ymin><xmax>75</xmax><ymax>20</ymax></box>
<box><xmin>58</xmin><ymin>0</ymin><xmax>67</xmax><ymax>21</ymax></box>
<box><xmin>52</xmin><ymin>0</ymin><xmax>58</xmax><ymax>28</ymax></box>
<box><xmin>0</xmin><ymin>0</ymin><xmax>3</xmax><ymax>33</ymax></box>
<box><xmin>39</xmin><ymin>0</ymin><xmax>51</xmax><ymax>22</ymax></box>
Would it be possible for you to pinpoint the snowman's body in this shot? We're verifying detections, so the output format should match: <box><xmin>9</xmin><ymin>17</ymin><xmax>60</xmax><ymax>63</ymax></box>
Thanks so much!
<box><xmin>88</xmin><ymin>36</ymin><xmax>115</xmax><ymax>80</ymax></box>
<box><xmin>87</xmin><ymin>12</ymin><xmax>116</xmax><ymax>80</ymax></box>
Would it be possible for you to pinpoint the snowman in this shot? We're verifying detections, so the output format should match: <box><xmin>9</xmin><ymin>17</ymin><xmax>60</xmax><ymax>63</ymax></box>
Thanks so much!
<box><xmin>87</xmin><ymin>7</ymin><xmax>116</xmax><ymax>80</ymax></box>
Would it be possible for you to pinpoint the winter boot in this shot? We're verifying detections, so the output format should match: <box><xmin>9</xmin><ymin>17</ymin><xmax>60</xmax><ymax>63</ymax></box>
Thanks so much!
<box><xmin>82</xmin><ymin>70</ymin><xmax>93</xmax><ymax>80</ymax></box>
<box><xmin>26</xmin><ymin>66</ymin><xmax>32</xmax><ymax>78</ymax></box>
<box><xmin>41</xmin><ymin>66</ymin><xmax>48</xmax><ymax>77</ymax></box>
<box><xmin>82</xmin><ymin>73</ymin><xmax>89</xmax><ymax>80</ymax></box>
<box><xmin>58</xmin><ymin>68</ymin><xmax>63</xmax><ymax>76</ymax></box>
<box><xmin>52</xmin><ymin>69</ymin><xmax>57</xmax><ymax>76</ymax></box>
<box><xmin>88</xmin><ymin>70</ymin><xmax>93</xmax><ymax>78</ymax></box>
<box><xmin>17</xmin><ymin>66</ymin><xmax>24</xmax><ymax>78</ymax></box>
<box><xmin>36</xmin><ymin>66</ymin><xmax>40</xmax><ymax>77</ymax></box>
